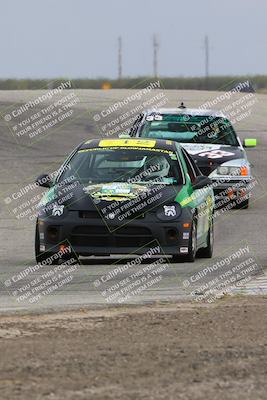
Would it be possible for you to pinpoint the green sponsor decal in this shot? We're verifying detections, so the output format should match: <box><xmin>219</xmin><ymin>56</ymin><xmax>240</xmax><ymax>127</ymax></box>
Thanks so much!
<box><xmin>175</xmin><ymin>185</ymin><xmax>195</xmax><ymax>208</ymax></box>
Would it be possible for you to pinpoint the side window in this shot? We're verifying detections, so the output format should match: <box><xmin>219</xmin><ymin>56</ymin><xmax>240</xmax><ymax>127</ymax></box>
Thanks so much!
<box><xmin>183</xmin><ymin>149</ymin><xmax>202</xmax><ymax>177</ymax></box>
<box><xmin>129</xmin><ymin>114</ymin><xmax>143</xmax><ymax>136</ymax></box>
<box><xmin>181</xmin><ymin>148</ymin><xmax>199</xmax><ymax>183</ymax></box>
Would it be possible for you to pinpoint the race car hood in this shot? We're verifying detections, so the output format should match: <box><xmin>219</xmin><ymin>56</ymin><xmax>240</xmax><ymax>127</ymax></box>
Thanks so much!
<box><xmin>38</xmin><ymin>181</ymin><xmax>182</xmax><ymax>220</ymax></box>
<box><xmin>181</xmin><ymin>143</ymin><xmax>245</xmax><ymax>174</ymax></box>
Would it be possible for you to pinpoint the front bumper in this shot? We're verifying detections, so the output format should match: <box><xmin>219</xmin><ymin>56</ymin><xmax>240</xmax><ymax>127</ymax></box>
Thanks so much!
<box><xmin>210</xmin><ymin>177</ymin><xmax>254</xmax><ymax>203</ymax></box>
<box><xmin>38</xmin><ymin>209</ymin><xmax>193</xmax><ymax>256</ymax></box>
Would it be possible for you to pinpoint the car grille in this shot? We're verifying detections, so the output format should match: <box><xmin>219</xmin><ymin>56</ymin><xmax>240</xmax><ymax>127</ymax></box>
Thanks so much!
<box><xmin>79</xmin><ymin>211</ymin><xmax>102</xmax><ymax>219</ymax></box>
<box><xmin>70</xmin><ymin>225</ymin><xmax>153</xmax><ymax>247</ymax></box>
<box><xmin>79</xmin><ymin>211</ymin><xmax>145</xmax><ymax>220</ymax></box>
<box><xmin>213</xmin><ymin>188</ymin><xmax>227</xmax><ymax>199</ymax></box>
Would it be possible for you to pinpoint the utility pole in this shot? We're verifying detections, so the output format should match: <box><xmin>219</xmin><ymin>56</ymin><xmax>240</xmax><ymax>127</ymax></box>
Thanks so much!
<box><xmin>153</xmin><ymin>34</ymin><xmax>159</xmax><ymax>78</ymax></box>
<box><xmin>204</xmin><ymin>35</ymin><xmax>209</xmax><ymax>88</ymax></box>
<box><xmin>118</xmin><ymin>36</ymin><xmax>122</xmax><ymax>80</ymax></box>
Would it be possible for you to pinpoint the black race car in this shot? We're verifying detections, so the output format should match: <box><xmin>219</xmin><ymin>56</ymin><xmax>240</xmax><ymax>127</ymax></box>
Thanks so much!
<box><xmin>35</xmin><ymin>138</ymin><xmax>214</xmax><ymax>264</ymax></box>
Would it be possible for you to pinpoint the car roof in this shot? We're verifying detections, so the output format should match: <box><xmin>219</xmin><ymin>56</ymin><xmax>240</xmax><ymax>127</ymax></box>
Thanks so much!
<box><xmin>145</xmin><ymin>108</ymin><xmax>226</xmax><ymax>118</ymax></box>
<box><xmin>79</xmin><ymin>138</ymin><xmax>180</xmax><ymax>152</ymax></box>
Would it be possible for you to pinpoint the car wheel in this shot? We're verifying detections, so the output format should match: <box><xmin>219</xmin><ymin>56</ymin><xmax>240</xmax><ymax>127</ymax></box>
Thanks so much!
<box><xmin>172</xmin><ymin>217</ymin><xmax>197</xmax><ymax>263</ymax></box>
<box><xmin>197</xmin><ymin>217</ymin><xmax>214</xmax><ymax>258</ymax></box>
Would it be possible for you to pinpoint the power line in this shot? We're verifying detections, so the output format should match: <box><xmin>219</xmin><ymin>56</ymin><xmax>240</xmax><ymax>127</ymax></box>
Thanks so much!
<box><xmin>204</xmin><ymin>35</ymin><xmax>209</xmax><ymax>87</ymax></box>
<box><xmin>118</xmin><ymin>36</ymin><xmax>122</xmax><ymax>80</ymax></box>
<box><xmin>153</xmin><ymin>34</ymin><xmax>159</xmax><ymax>78</ymax></box>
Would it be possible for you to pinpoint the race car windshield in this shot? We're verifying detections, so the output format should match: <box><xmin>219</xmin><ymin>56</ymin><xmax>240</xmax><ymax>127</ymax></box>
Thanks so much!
<box><xmin>58</xmin><ymin>148</ymin><xmax>182</xmax><ymax>185</ymax></box>
<box><xmin>140</xmin><ymin>115</ymin><xmax>239</xmax><ymax>146</ymax></box>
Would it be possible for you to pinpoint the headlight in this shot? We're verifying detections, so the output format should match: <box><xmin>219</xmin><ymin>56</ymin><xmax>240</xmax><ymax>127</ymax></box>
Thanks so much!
<box><xmin>216</xmin><ymin>166</ymin><xmax>249</xmax><ymax>177</ymax></box>
<box><xmin>217</xmin><ymin>166</ymin><xmax>229</xmax><ymax>175</ymax></box>
<box><xmin>213</xmin><ymin>163</ymin><xmax>250</xmax><ymax>178</ymax></box>
<box><xmin>156</xmin><ymin>203</ymin><xmax>182</xmax><ymax>221</ymax></box>
<box><xmin>51</xmin><ymin>203</ymin><xmax>65</xmax><ymax>217</ymax></box>
<box><xmin>38</xmin><ymin>201</ymin><xmax>66</xmax><ymax>218</ymax></box>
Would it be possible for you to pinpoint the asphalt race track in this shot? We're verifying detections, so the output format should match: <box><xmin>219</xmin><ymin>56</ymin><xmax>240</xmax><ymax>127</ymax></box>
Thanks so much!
<box><xmin>0</xmin><ymin>89</ymin><xmax>266</xmax><ymax>313</ymax></box>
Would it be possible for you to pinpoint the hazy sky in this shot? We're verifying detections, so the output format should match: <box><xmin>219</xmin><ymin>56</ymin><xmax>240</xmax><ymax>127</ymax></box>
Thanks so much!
<box><xmin>1</xmin><ymin>0</ymin><xmax>267</xmax><ymax>78</ymax></box>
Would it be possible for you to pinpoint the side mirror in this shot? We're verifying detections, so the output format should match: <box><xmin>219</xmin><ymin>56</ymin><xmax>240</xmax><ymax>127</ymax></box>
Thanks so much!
<box><xmin>36</xmin><ymin>173</ymin><xmax>52</xmax><ymax>188</ymax></box>
<box><xmin>243</xmin><ymin>138</ymin><xmax>257</xmax><ymax>147</ymax></box>
<box><xmin>192</xmin><ymin>175</ymin><xmax>212</xmax><ymax>190</ymax></box>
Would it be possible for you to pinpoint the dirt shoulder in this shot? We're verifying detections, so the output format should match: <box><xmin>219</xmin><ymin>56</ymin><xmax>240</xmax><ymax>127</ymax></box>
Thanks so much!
<box><xmin>0</xmin><ymin>296</ymin><xmax>266</xmax><ymax>400</ymax></box>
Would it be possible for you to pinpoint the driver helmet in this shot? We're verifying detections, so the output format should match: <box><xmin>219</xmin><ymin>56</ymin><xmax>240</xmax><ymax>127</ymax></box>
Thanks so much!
<box><xmin>144</xmin><ymin>155</ymin><xmax>170</xmax><ymax>179</ymax></box>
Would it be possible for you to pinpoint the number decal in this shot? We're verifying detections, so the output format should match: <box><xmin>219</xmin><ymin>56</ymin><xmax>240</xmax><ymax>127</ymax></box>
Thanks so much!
<box><xmin>198</xmin><ymin>150</ymin><xmax>235</xmax><ymax>159</ymax></box>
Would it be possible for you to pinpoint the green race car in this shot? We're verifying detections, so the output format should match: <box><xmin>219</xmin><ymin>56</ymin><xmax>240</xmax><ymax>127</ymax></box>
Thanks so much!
<box><xmin>35</xmin><ymin>138</ymin><xmax>215</xmax><ymax>263</ymax></box>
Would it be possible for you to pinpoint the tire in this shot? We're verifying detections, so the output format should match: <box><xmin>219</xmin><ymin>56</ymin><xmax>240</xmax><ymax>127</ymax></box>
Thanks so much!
<box><xmin>173</xmin><ymin>218</ymin><xmax>197</xmax><ymax>263</ymax></box>
<box><xmin>197</xmin><ymin>217</ymin><xmax>214</xmax><ymax>258</ymax></box>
